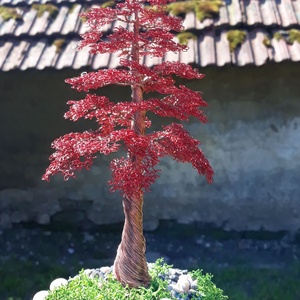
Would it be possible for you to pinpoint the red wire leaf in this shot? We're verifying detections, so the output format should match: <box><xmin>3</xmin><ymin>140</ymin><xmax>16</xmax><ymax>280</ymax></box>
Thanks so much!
<box><xmin>43</xmin><ymin>0</ymin><xmax>213</xmax><ymax>196</ymax></box>
<box><xmin>65</xmin><ymin>69</ymin><xmax>137</xmax><ymax>92</ymax></box>
<box><xmin>150</xmin><ymin>123</ymin><xmax>214</xmax><ymax>183</ymax></box>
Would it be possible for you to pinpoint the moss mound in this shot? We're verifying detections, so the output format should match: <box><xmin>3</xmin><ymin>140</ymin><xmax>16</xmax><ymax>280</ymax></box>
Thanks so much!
<box><xmin>45</xmin><ymin>259</ymin><xmax>227</xmax><ymax>300</ymax></box>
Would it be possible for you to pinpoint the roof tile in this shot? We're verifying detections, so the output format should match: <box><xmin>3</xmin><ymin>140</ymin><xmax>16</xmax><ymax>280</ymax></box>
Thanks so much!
<box><xmin>272</xmin><ymin>37</ymin><xmax>291</xmax><ymax>62</ymax></box>
<box><xmin>36</xmin><ymin>41</ymin><xmax>57</xmax><ymax>69</ymax></box>
<box><xmin>293</xmin><ymin>0</ymin><xmax>300</xmax><ymax>23</ymax></box>
<box><xmin>61</xmin><ymin>4</ymin><xmax>81</xmax><ymax>34</ymax></box>
<box><xmin>235</xmin><ymin>32</ymin><xmax>254</xmax><ymax>66</ymax></box>
<box><xmin>243</xmin><ymin>0</ymin><xmax>263</xmax><ymax>25</ymax></box>
<box><xmin>227</xmin><ymin>0</ymin><xmax>243</xmax><ymax>26</ymax></box>
<box><xmin>0</xmin><ymin>0</ymin><xmax>299</xmax><ymax>71</ymax></box>
<box><xmin>56</xmin><ymin>39</ymin><xmax>77</xmax><ymax>69</ymax></box>
<box><xmin>20</xmin><ymin>39</ymin><xmax>46</xmax><ymax>70</ymax></box>
<box><xmin>2</xmin><ymin>40</ymin><xmax>29</xmax><ymax>71</ymax></box>
<box><xmin>14</xmin><ymin>8</ymin><xmax>37</xmax><ymax>36</ymax></box>
<box><xmin>29</xmin><ymin>11</ymin><xmax>49</xmax><ymax>35</ymax></box>
<box><xmin>46</xmin><ymin>6</ymin><xmax>69</xmax><ymax>35</ymax></box>
<box><xmin>215</xmin><ymin>31</ymin><xmax>231</xmax><ymax>66</ymax></box>
<box><xmin>0</xmin><ymin>40</ymin><xmax>13</xmax><ymax>67</ymax></box>
<box><xmin>260</xmin><ymin>0</ymin><xmax>278</xmax><ymax>26</ymax></box>
<box><xmin>250</xmin><ymin>29</ymin><xmax>269</xmax><ymax>66</ymax></box>
<box><xmin>199</xmin><ymin>31</ymin><xmax>216</xmax><ymax>66</ymax></box>
<box><xmin>277</xmin><ymin>0</ymin><xmax>298</xmax><ymax>27</ymax></box>
<box><xmin>287</xmin><ymin>37</ymin><xmax>300</xmax><ymax>60</ymax></box>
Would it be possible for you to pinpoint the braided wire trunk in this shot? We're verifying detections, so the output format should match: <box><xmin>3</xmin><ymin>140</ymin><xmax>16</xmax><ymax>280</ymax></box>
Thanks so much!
<box><xmin>113</xmin><ymin>83</ymin><xmax>151</xmax><ymax>287</ymax></box>
<box><xmin>113</xmin><ymin>11</ymin><xmax>151</xmax><ymax>285</ymax></box>
<box><xmin>113</xmin><ymin>194</ymin><xmax>151</xmax><ymax>287</ymax></box>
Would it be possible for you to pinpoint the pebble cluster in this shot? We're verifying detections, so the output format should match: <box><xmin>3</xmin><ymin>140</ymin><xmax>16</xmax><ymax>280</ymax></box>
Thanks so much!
<box><xmin>33</xmin><ymin>264</ymin><xmax>203</xmax><ymax>300</ymax></box>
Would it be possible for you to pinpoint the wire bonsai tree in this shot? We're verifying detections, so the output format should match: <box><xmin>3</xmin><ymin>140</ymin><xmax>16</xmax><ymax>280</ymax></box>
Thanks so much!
<box><xmin>43</xmin><ymin>0</ymin><xmax>213</xmax><ymax>289</ymax></box>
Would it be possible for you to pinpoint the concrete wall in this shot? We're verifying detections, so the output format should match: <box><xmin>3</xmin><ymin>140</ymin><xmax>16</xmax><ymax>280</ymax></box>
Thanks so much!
<box><xmin>0</xmin><ymin>62</ymin><xmax>300</xmax><ymax>231</ymax></box>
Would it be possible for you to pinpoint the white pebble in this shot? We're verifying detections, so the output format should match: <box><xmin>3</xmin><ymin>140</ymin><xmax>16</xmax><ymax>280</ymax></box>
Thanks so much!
<box><xmin>177</xmin><ymin>274</ymin><xmax>191</xmax><ymax>292</ymax></box>
<box><xmin>83</xmin><ymin>269</ymin><xmax>92</xmax><ymax>276</ymax></box>
<box><xmin>49</xmin><ymin>278</ymin><xmax>68</xmax><ymax>291</ymax></box>
<box><xmin>180</xmin><ymin>274</ymin><xmax>193</xmax><ymax>283</ymax></box>
<box><xmin>32</xmin><ymin>290</ymin><xmax>49</xmax><ymax>300</ymax></box>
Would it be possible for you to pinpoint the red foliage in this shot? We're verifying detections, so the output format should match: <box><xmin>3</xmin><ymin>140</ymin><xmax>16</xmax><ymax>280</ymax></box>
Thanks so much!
<box><xmin>43</xmin><ymin>0</ymin><xmax>213</xmax><ymax>199</ymax></box>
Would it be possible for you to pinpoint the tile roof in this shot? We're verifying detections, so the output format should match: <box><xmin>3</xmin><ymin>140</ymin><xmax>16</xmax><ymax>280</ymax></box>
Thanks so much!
<box><xmin>0</xmin><ymin>0</ymin><xmax>300</xmax><ymax>71</ymax></box>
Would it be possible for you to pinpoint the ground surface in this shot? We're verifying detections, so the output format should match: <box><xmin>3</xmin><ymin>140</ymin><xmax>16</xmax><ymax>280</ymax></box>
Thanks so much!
<box><xmin>0</xmin><ymin>221</ymin><xmax>300</xmax><ymax>300</ymax></box>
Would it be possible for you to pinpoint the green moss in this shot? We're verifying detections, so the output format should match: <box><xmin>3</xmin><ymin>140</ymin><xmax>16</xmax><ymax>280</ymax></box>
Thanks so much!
<box><xmin>227</xmin><ymin>30</ymin><xmax>246</xmax><ymax>52</ymax></box>
<box><xmin>167</xmin><ymin>1</ymin><xmax>195</xmax><ymax>16</ymax></box>
<box><xmin>45</xmin><ymin>259</ymin><xmax>228</xmax><ymax>300</ymax></box>
<box><xmin>263</xmin><ymin>35</ymin><xmax>271</xmax><ymax>48</ymax></box>
<box><xmin>177</xmin><ymin>31</ymin><xmax>197</xmax><ymax>45</ymax></box>
<box><xmin>69</xmin><ymin>4</ymin><xmax>78</xmax><ymax>14</ymax></box>
<box><xmin>167</xmin><ymin>0</ymin><xmax>223</xmax><ymax>22</ymax></box>
<box><xmin>195</xmin><ymin>0</ymin><xmax>223</xmax><ymax>21</ymax></box>
<box><xmin>32</xmin><ymin>4</ymin><xmax>58</xmax><ymax>19</ymax></box>
<box><xmin>272</xmin><ymin>29</ymin><xmax>300</xmax><ymax>44</ymax></box>
<box><xmin>0</xmin><ymin>6</ymin><xmax>22</xmax><ymax>22</ymax></box>
<box><xmin>273</xmin><ymin>32</ymin><xmax>283</xmax><ymax>41</ymax></box>
<box><xmin>287</xmin><ymin>29</ymin><xmax>300</xmax><ymax>44</ymax></box>
<box><xmin>53</xmin><ymin>39</ymin><xmax>66</xmax><ymax>53</ymax></box>
<box><xmin>101</xmin><ymin>1</ymin><xmax>116</xmax><ymax>8</ymax></box>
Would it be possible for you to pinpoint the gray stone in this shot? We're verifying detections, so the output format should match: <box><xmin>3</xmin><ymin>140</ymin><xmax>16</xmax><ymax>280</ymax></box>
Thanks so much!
<box><xmin>36</xmin><ymin>213</ymin><xmax>50</xmax><ymax>225</ymax></box>
<box><xmin>143</xmin><ymin>218</ymin><xmax>160</xmax><ymax>231</ymax></box>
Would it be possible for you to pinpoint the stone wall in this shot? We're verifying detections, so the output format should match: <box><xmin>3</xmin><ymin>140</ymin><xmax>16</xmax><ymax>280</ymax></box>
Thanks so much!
<box><xmin>1</xmin><ymin>62</ymin><xmax>300</xmax><ymax>232</ymax></box>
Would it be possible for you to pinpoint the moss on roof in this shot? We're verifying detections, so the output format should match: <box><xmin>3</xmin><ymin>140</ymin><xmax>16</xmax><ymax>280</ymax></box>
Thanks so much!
<box><xmin>32</xmin><ymin>4</ymin><xmax>58</xmax><ymax>19</ymax></box>
<box><xmin>177</xmin><ymin>31</ymin><xmax>197</xmax><ymax>45</ymax></box>
<box><xmin>101</xmin><ymin>1</ymin><xmax>116</xmax><ymax>8</ymax></box>
<box><xmin>273</xmin><ymin>32</ymin><xmax>283</xmax><ymax>41</ymax></box>
<box><xmin>263</xmin><ymin>35</ymin><xmax>272</xmax><ymax>48</ymax></box>
<box><xmin>0</xmin><ymin>6</ymin><xmax>22</xmax><ymax>22</ymax></box>
<box><xmin>227</xmin><ymin>30</ymin><xmax>246</xmax><ymax>52</ymax></box>
<box><xmin>167</xmin><ymin>0</ymin><xmax>223</xmax><ymax>22</ymax></box>
<box><xmin>69</xmin><ymin>4</ymin><xmax>79</xmax><ymax>14</ymax></box>
<box><xmin>53</xmin><ymin>39</ymin><xmax>66</xmax><ymax>53</ymax></box>
<box><xmin>287</xmin><ymin>29</ymin><xmax>300</xmax><ymax>44</ymax></box>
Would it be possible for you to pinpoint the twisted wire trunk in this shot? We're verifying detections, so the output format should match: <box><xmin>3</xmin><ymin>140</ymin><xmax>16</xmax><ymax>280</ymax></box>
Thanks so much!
<box><xmin>113</xmin><ymin>192</ymin><xmax>151</xmax><ymax>287</ymax></box>
<box><xmin>113</xmin><ymin>9</ymin><xmax>151</xmax><ymax>288</ymax></box>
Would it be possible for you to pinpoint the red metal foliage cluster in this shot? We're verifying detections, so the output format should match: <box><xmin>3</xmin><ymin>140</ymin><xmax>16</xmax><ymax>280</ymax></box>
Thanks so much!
<box><xmin>43</xmin><ymin>0</ymin><xmax>213</xmax><ymax>199</ymax></box>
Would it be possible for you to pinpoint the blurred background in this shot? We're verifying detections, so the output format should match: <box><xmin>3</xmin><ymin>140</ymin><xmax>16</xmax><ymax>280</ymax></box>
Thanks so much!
<box><xmin>0</xmin><ymin>0</ymin><xmax>300</xmax><ymax>299</ymax></box>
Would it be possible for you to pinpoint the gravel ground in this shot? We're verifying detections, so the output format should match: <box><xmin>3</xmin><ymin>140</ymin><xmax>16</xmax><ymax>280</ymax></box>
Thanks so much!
<box><xmin>0</xmin><ymin>221</ymin><xmax>299</xmax><ymax>272</ymax></box>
